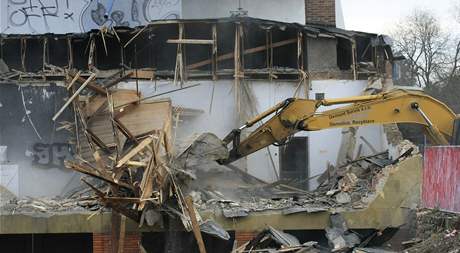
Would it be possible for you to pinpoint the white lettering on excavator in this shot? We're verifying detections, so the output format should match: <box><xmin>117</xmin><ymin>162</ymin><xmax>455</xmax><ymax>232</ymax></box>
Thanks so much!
<box><xmin>329</xmin><ymin>119</ymin><xmax>375</xmax><ymax>127</ymax></box>
<box><xmin>328</xmin><ymin>105</ymin><xmax>371</xmax><ymax>119</ymax></box>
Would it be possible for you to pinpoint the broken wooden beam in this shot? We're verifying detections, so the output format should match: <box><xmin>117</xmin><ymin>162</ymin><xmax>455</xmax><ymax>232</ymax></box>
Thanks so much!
<box><xmin>68</xmin><ymin>74</ymin><xmax>107</xmax><ymax>96</ymax></box>
<box><xmin>167</xmin><ymin>39</ymin><xmax>214</xmax><ymax>45</ymax></box>
<box><xmin>116</xmin><ymin>136</ymin><xmax>153</xmax><ymax>168</ymax></box>
<box><xmin>81</xmin><ymin>178</ymin><xmax>140</xmax><ymax>222</ymax></box>
<box><xmin>138</xmin><ymin>139</ymin><xmax>160</xmax><ymax>210</ymax></box>
<box><xmin>113</xmin><ymin>117</ymin><xmax>139</xmax><ymax>144</ymax></box>
<box><xmin>185</xmin><ymin>196</ymin><xmax>207</xmax><ymax>253</ymax></box>
<box><xmin>104</xmin><ymin>72</ymin><xmax>134</xmax><ymax>89</ymax></box>
<box><xmin>52</xmin><ymin>73</ymin><xmax>96</xmax><ymax>121</ymax></box>
<box><xmin>187</xmin><ymin>38</ymin><xmax>297</xmax><ymax>70</ymax></box>
<box><xmin>66</xmin><ymin>70</ymin><xmax>81</xmax><ymax>90</ymax></box>
<box><xmin>65</xmin><ymin>160</ymin><xmax>133</xmax><ymax>190</ymax></box>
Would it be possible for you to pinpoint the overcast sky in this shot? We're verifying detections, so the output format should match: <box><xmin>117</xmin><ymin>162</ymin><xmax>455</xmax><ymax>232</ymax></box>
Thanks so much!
<box><xmin>341</xmin><ymin>0</ymin><xmax>459</xmax><ymax>34</ymax></box>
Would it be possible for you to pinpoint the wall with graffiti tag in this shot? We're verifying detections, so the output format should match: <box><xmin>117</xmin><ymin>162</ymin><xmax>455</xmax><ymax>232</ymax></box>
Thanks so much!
<box><xmin>0</xmin><ymin>83</ymin><xmax>77</xmax><ymax>198</ymax></box>
<box><xmin>0</xmin><ymin>0</ymin><xmax>182</xmax><ymax>34</ymax></box>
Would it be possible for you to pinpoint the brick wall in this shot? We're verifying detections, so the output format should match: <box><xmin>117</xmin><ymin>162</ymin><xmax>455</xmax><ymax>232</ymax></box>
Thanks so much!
<box><xmin>93</xmin><ymin>233</ymin><xmax>140</xmax><ymax>253</ymax></box>
<box><xmin>305</xmin><ymin>0</ymin><xmax>336</xmax><ymax>27</ymax></box>
<box><xmin>235</xmin><ymin>231</ymin><xmax>257</xmax><ymax>247</ymax></box>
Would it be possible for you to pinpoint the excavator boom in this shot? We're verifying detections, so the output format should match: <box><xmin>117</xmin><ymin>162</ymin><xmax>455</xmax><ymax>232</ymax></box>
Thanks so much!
<box><xmin>219</xmin><ymin>89</ymin><xmax>459</xmax><ymax>164</ymax></box>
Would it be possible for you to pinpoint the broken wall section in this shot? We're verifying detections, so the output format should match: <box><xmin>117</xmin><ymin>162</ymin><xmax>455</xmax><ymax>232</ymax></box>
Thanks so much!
<box><xmin>0</xmin><ymin>83</ymin><xmax>75</xmax><ymax>198</ymax></box>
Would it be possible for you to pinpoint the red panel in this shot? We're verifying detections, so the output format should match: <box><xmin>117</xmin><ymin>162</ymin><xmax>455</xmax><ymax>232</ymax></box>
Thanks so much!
<box><xmin>422</xmin><ymin>147</ymin><xmax>460</xmax><ymax>213</ymax></box>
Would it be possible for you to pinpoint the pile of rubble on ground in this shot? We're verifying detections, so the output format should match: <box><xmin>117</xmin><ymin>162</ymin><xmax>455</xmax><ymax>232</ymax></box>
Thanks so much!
<box><xmin>403</xmin><ymin>209</ymin><xmax>460</xmax><ymax>253</ymax></box>
<box><xmin>0</xmin><ymin>178</ymin><xmax>105</xmax><ymax>214</ymax></box>
<box><xmin>231</xmin><ymin>213</ymin><xmax>399</xmax><ymax>253</ymax></box>
<box><xmin>20</xmin><ymin>70</ymin><xmax>229</xmax><ymax>248</ymax></box>
<box><xmin>47</xmin><ymin>70</ymin><xmax>178</xmax><ymax>225</ymax></box>
<box><xmin>233</xmin><ymin>226</ymin><xmax>320</xmax><ymax>253</ymax></box>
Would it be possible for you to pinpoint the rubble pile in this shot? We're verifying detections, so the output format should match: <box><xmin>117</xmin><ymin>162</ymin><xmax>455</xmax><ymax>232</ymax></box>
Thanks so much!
<box><xmin>234</xmin><ymin>226</ymin><xmax>320</xmax><ymax>253</ymax></box>
<box><xmin>403</xmin><ymin>210</ymin><xmax>460</xmax><ymax>252</ymax></box>
<box><xmin>0</xmin><ymin>196</ymin><xmax>100</xmax><ymax>214</ymax></box>
<box><xmin>186</xmin><ymin>145</ymin><xmax>415</xmax><ymax>218</ymax></box>
<box><xmin>42</xmin><ymin>70</ymin><xmax>218</xmax><ymax>234</ymax></box>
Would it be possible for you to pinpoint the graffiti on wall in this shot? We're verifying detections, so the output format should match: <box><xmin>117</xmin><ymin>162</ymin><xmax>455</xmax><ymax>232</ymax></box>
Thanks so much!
<box><xmin>32</xmin><ymin>142</ymin><xmax>73</xmax><ymax>169</ymax></box>
<box><xmin>3</xmin><ymin>0</ymin><xmax>181</xmax><ymax>34</ymax></box>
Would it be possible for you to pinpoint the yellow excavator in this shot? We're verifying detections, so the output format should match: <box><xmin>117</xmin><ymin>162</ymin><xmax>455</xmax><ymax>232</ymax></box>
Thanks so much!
<box><xmin>218</xmin><ymin>89</ymin><xmax>460</xmax><ymax>164</ymax></box>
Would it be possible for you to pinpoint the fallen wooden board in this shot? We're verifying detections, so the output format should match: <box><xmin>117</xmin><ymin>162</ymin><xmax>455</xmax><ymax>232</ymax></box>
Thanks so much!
<box><xmin>81</xmin><ymin>179</ymin><xmax>140</xmax><ymax>222</ymax></box>
<box><xmin>65</xmin><ymin>160</ymin><xmax>133</xmax><ymax>190</ymax></box>
<box><xmin>116</xmin><ymin>136</ymin><xmax>153</xmax><ymax>168</ymax></box>
<box><xmin>86</xmin><ymin>89</ymin><xmax>139</xmax><ymax>117</ymax></box>
<box><xmin>117</xmin><ymin>100</ymin><xmax>172</xmax><ymax>138</ymax></box>
<box><xmin>52</xmin><ymin>73</ymin><xmax>96</xmax><ymax>121</ymax></box>
<box><xmin>167</xmin><ymin>39</ymin><xmax>214</xmax><ymax>45</ymax></box>
<box><xmin>185</xmin><ymin>196</ymin><xmax>207</xmax><ymax>253</ymax></box>
<box><xmin>86</xmin><ymin>96</ymin><xmax>171</xmax><ymax>150</ymax></box>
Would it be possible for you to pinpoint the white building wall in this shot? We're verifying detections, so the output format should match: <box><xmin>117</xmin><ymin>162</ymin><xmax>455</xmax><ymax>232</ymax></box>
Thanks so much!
<box><xmin>307</xmin><ymin>80</ymin><xmax>387</xmax><ymax>189</ymax></box>
<box><xmin>182</xmin><ymin>0</ymin><xmax>305</xmax><ymax>23</ymax></box>
<box><xmin>119</xmin><ymin>80</ymin><xmax>304</xmax><ymax>183</ymax></box>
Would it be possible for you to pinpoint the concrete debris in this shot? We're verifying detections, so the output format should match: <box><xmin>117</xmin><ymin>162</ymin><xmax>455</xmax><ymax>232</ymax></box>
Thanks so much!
<box><xmin>338</xmin><ymin>173</ymin><xmax>358</xmax><ymax>192</ymax></box>
<box><xmin>237</xmin><ymin>226</ymin><xmax>319</xmax><ymax>253</ymax></box>
<box><xmin>354</xmin><ymin>248</ymin><xmax>397</xmax><ymax>253</ymax></box>
<box><xmin>403</xmin><ymin>209</ymin><xmax>460</xmax><ymax>253</ymax></box>
<box><xmin>183</xmin><ymin>149</ymin><xmax>411</xmax><ymax>218</ymax></box>
<box><xmin>199</xmin><ymin>219</ymin><xmax>231</xmax><ymax>240</ymax></box>
<box><xmin>0</xmin><ymin>185</ymin><xmax>17</xmax><ymax>208</ymax></box>
<box><xmin>326</xmin><ymin>214</ymin><xmax>361</xmax><ymax>252</ymax></box>
<box><xmin>175</xmin><ymin>133</ymin><xmax>229</xmax><ymax>167</ymax></box>
<box><xmin>335</xmin><ymin>192</ymin><xmax>352</xmax><ymax>204</ymax></box>
<box><xmin>0</xmin><ymin>196</ymin><xmax>100</xmax><ymax>215</ymax></box>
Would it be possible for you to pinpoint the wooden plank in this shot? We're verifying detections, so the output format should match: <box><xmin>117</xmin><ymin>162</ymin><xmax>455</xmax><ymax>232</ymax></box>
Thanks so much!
<box><xmin>114</xmin><ymin>117</ymin><xmax>139</xmax><ymax>144</ymax></box>
<box><xmin>116</xmin><ymin>136</ymin><xmax>153</xmax><ymax>168</ymax></box>
<box><xmin>81</xmin><ymin>179</ymin><xmax>140</xmax><ymax>222</ymax></box>
<box><xmin>86</xmin><ymin>90</ymin><xmax>140</xmax><ymax>148</ymax></box>
<box><xmin>105</xmin><ymin>72</ymin><xmax>134</xmax><ymax>89</ymax></box>
<box><xmin>70</xmin><ymin>74</ymin><xmax>107</xmax><ymax>96</ymax></box>
<box><xmin>138</xmin><ymin>135</ymin><xmax>162</xmax><ymax>210</ymax></box>
<box><xmin>52</xmin><ymin>73</ymin><xmax>96</xmax><ymax>121</ymax></box>
<box><xmin>66</xmin><ymin>70</ymin><xmax>81</xmax><ymax>90</ymax></box>
<box><xmin>185</xmin><ymin>196</ymin><xmax>207</xmax><ymax>253</ymax></box>
<box><xmin>86</xmin><ymin>89</ymin><xmax>139</xmax><ymax>117</ymax></box>
<box><xmin>127</xmin><ymin>69</ymin><xmax>155</xmax><ymax>80</ymax></box>
<box><xmin>65</xmin><ymin>160</ymin><xmax>133</xmax><ymax>190</ymax></box>
<box><xmin>117</xmin><ymin>101</ymin><xmax>172</xmax><ymax>139</ymax></box>
<box><xmin>187</xmin><ymin>38</ymin><xmax>297</xmax><ymax>70</ymax></box>
<box><xmin>167</xmin><ymin>39</ymin><xmax>214</xmax><ymax>45</ymax></box>
<box><xmin>86</xmin><ymin>128</ymin><xmax>111</xmax><ymax>153</ymax></box>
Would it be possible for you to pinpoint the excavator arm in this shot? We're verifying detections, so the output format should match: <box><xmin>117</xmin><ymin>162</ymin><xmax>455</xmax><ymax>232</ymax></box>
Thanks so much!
<box><xmin>219</xmin><ymin>89</ymin><xmax>459</xmax><ymax>164</ymax></box>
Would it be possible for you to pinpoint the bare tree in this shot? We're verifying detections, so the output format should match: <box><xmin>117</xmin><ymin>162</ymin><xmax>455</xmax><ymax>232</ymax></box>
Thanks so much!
<box><xmin>391</xmin><ymin>10</ymin><xmax>450</xmax><ymax>88</ymax></box>
<box><xmin>448</xmin><ymin>3</ymin><xmax>460</xmax><ymax>82</ymax></box>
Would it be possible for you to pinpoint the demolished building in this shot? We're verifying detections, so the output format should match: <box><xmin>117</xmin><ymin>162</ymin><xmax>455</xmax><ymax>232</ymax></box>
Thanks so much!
<box><xmin>0</xmin><ymin>0</ymin><xmax>426</xmax><ymax>252</ymax></box>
